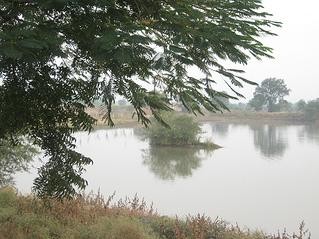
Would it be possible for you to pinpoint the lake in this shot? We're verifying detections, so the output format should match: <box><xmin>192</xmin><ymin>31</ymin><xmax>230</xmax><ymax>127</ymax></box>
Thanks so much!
<box><xmin>14</xmin><ymin>122</ymin><xmax>319</xmax><ymax>237</ymax></box>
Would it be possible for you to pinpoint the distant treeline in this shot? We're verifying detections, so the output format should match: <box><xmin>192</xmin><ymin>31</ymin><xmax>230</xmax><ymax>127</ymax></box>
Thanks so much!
<box><xmin>226</xmin><ymin>99</ymin><xmax>319</xmax><ymax>121</ymax></box>
<box><xmin>91</xmin><ymin>77</ymin><xmax>319</xmax><ymax>123</ymax></box>
<box><xmin>230</xmin><ymin>78</ymin><xmax>319</xmax><ymax>122</ymax></box>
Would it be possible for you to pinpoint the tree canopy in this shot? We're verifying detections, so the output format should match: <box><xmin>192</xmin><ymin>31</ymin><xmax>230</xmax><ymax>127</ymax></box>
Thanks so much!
<box><xmin>249</xmin><ymin>78</ymin><xmax>290</xmax><ymax>112</ymax></box>
<box><xmin>0</xmin><ymin>0</ymin><xmax>280</xmax><ymax>198</ymax></box>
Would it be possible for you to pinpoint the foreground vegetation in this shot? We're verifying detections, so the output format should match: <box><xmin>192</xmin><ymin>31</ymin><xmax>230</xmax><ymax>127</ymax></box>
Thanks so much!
<box><xmin>0</xmin><ymin>188</ymin><xmax>311</xmax><ymax>239</ymax></box>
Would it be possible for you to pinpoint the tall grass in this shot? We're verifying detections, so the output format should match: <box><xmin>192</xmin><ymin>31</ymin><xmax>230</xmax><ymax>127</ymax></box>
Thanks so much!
<box><xmin>0</xmin><ymin>187</ymin><xmax>311</xmax><ymax>239</ymax></box>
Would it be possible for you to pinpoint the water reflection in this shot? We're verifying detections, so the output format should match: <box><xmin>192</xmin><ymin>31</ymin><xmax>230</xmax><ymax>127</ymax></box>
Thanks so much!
<box><xmin>0</xmin><ymin>140</ymin><xmax>36</xmax><ymax>186</ymax></box>
<box><xmin>133</xmin><ymin>128</ymin><xmax>148</xmax><ymax>141</ymax></box>
<box><xmin>77</xmin><ymin>128</ymin><xmax>135</xmax><ymax>146</ymax></box>
<box><xmin>298</xmin><ymin>124</ymin><xmax>319</xmax><ymax>144</ymax></box>
<box><xmin>249</xmin><ymin>125</ymin><xmax>288</xmax><ymax>159</ymax></box>
<box><xmin>142</xmin><ymin>146</ymin><xmax>213</xmax><ymax>180</ymax></box>
<box><xmin>210</xmin><ymin>123</ymin><xmax>229</xmax><ymax>138</ymax></box>
<box><xmin>11</xmin><ymin>124</ymin><xmax>319</xmax><ymax>237</ymax></box>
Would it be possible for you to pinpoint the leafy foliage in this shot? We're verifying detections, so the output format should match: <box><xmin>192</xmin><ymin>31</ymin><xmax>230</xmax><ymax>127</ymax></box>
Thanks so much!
<box><xmin>0</xmin><ymin>0</ymin><xmax>280</xmax><ymax>197</ymax></box>
<box><xmin>248</xmin><ymin>94</ymin><xmax>266</xmax><ymax>111</ymax></box>
<box><xmin>249</xmin><ymin>78</ymin><xmax>290</xmax><ymax>112</ymax></box>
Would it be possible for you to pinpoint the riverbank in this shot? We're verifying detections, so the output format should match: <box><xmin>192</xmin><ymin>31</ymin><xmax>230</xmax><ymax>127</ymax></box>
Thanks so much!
<box><xmin>198</xmin><ymin>111</ymin><xmax>307</xmax><ymax>124</ymax></box>
<box><xmin>87</xmin><ymin>107</ymin><xmax>311</xmax><ymax>128</ymax></box>
<box><xmin>148</xmin><ymin>141</ymin><xmax>222</xmax><ymax>150</ymax></box>
<box><xmin>0</xmin><ymin>187</ymin><xmax>310</xmax><ymax>239</ymax></box>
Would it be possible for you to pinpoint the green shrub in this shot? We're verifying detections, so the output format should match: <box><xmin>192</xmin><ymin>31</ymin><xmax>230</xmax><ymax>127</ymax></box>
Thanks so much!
<box><xmin>146</xmin><ymin>112</ymin><xmax>202</xmax><ymax>146</ymax></box>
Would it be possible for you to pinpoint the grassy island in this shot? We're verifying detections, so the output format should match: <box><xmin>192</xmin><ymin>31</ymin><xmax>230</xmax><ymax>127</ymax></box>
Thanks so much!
<box><xmin>146</xmin><ymin>112</ymin><xmax>220</xmax><ymax>150</ymax></box>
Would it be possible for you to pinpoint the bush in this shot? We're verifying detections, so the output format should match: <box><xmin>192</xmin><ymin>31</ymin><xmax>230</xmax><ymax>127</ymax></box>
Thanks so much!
<box><xmin>146</xmin><ymin>112</ymin><xmax>202</xmax><ymax>146</ymax></box>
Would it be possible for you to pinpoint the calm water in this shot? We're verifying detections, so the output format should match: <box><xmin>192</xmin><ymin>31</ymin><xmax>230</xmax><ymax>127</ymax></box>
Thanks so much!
<box><xmin>14</xmin><ymin>122</ymin><xmax>319</xmax><ymax>236</ymax></box>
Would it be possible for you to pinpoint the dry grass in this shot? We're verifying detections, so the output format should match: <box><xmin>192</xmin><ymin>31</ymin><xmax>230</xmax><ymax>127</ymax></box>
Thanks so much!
<box><xmin>86</xmin><ymin>106</ymin><xmax>309</xmax><ymax>128</ymax></box>
<box><xmin>198</xmin><ymin>111</ymin><xmax>306</xmax><ymax>123</ymax></box>
<box><xmin>0</xmin><ymin>187</ymin><xmax>311</xmax><ymax>239</ymax></box>
<box><xmin>86</xmin><ymin>106</ymin><xmax>142</xmax><ymax>127</ymax></box>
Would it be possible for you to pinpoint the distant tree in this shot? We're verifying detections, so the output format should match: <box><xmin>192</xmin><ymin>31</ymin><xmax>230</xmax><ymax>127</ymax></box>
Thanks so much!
<box><xmin>228</xmin><ymin>102</ymin><xmax>248</xmax><ymax>111</ymax></box>
<box><xmin>248</xmin><ymin>94</ymin><xmax>266</xmax><ymax>111</ymax></box>
<box><xmin>276</xmin><ymin>99</ymin><xmax>293</xmax><ymax>112</ymax></box>
<box><xmin>296</xmin><ymin>99</ymin><xmax>307</xmax><ymax>111</ymax></box>
<box><xmin>249</xmin><ymin>78</ymin><xmax>290</xmax><ymax>112</ymax></box>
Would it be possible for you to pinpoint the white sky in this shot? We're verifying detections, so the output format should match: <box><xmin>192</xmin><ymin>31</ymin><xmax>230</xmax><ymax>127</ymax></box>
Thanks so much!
<box><xmin>238</xmin><ymin>0</ymin><xmax>319</xmax><ymax>103</ymax></box>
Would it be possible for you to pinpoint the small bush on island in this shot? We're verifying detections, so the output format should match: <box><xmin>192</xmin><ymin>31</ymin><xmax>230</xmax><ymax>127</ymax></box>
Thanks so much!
<box><xmin>147</xmin><ymin>112</ymin><xmax>200</xmax><ymax>145</ymax></box>
<box><xmin>146</xmin><ymin>112</ymin><xmax>219</xmax><ymax>149</ymax></box>
<box><xmin>0</xmin><ymin>187</ymin><xmax>311</xmax><ymax>239</ymax></box>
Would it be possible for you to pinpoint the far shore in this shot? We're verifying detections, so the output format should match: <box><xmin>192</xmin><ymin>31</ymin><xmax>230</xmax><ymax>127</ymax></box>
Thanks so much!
<box><xmin>87</xmin><ymin>107</ymin><xmax>314</xmax><ymax>128</ymax></box>
<box><xmin>197</xmin><ymin>111</ymin><xmax>309</xmax><ymax>124</ymax></box>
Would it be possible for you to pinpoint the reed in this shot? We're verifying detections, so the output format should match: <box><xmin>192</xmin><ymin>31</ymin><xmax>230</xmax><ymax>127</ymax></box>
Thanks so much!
<box><xmin>0</xmin><ymin>187</ymin><xmax>311</xmax><ymax>239</ymax></box>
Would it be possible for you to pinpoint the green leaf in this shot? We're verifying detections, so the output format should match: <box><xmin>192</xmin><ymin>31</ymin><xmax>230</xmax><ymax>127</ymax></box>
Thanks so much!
<box><xmin>237</xmin><ymin>76</ymin><xmax>258</xmax><ymax>86</ymax></box>
<box><xmin>19</xmin><ymin>39</ymin><xmax>46</xmax><ymax>49</ymax></box>
<box><xmin>1</xmin><ymin>47</ymin><xmax>23</xmax><ymax>59</ymax></box>
<box><xmin>170</xmin><ymin>45</ymin><xmax>186</xmax><ymax>54</ymax></box>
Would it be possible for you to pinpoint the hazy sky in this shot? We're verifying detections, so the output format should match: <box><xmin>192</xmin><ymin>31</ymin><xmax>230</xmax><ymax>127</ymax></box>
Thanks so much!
<box><xmin>240</xmin><ymin>0</ymin><xmax>319</xmax><ymax>102</ymax></box>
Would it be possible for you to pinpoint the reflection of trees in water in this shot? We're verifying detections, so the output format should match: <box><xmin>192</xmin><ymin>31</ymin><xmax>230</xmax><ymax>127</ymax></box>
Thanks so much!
<box><xmin>210</xmin><ymin>123</ymin><xmax>229</xmax><ymax>138</ymax></box>
<box><xmin>0</xmin><ymin>140</ymin><xmax>37</xmax><ymax>186</ymax></box>
<box><xmin>250</xmin><ymin>125</ymin><xmax>288</xmax><ymax>158</ymax></box>
<box><xmin>298</xmin><ymin>125</ymin><xmax>319</xmax><ymax>144</ymax></box>
<box><xmin>142</xmin><ymin>146</ymin><xmax>213</xmax><ymax>180</ymax></box>
<box><xmin>77</xmin><ymin>128</ymin><xmax>135</xmax><ymax>145</ymax></box>
<box><xmin>133</xmin><ymin>128</ymin><xmax>147</xmax><ymax>141</ymax></box>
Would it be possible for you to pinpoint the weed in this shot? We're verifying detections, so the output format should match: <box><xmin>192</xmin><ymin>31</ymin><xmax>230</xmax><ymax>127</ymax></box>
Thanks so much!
<box><xmin>0</xmin><ymin>188</ymin><xmax>311</xmax><ymax>239</ymax></box>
